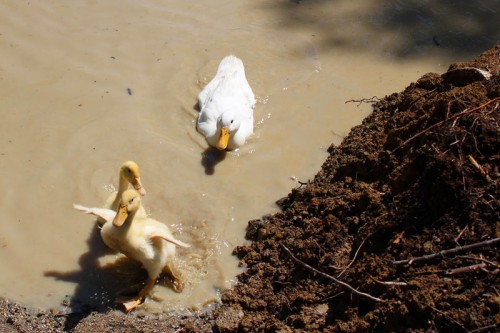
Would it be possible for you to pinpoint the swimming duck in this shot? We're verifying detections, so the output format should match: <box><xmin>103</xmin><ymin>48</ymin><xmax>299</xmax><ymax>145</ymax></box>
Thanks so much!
<box><xmin>74</xmin><ymin>189</ymin><xmax>190</xmax><ymax>311</ymax></box>
<box><xmin>197</xmin><ymin>55</ymin><xmax>256</xmax><ymax>150</ymax></box>
<box><xmin>100</xmin><ymin>161</ymin><xmax>147</xmax><ymax>224</ymax></box>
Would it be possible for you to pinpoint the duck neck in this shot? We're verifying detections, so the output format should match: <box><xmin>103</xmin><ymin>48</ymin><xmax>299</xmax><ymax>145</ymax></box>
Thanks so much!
<box><xmin>120</xmin><ymin>211</ymin><xmax>137</xmax><ymax>232</ymax></box>
<box><xmin>112</xmin><ymin>174</ymin><xmax>129</xmax><ymax>208</ymax></box>
<box><xmin>117</xmin><ymin>173</ymin><xmax>129</xmax><ymax>195</ymax></box>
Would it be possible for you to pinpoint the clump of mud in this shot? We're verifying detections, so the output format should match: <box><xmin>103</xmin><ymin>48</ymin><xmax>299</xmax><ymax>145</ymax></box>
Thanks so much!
<box><xmin>1</xmin><ymin>46</ymin><xmax>499</xmax><ymax>332</ymax></box>
<box><xmin>211</xmin><ymin>45</ymin><xmax>500</xmax><ymax>333</ymax></box>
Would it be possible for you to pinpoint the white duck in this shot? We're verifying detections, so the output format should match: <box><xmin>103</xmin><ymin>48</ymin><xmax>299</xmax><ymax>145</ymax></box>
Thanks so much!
<box><xmin>74</xmin><ymin>189</ymin><xmax>190</xmax><ymax>311</ymax></box>
<box><xmin>197</xmin><ymin>55</ymin><xmax>256</xmax><ymax>150</ymax></box>
<box><xmin>99</xmin><ymin>161</ymin><xmax>147</xmax><ymax>224</ymax></box>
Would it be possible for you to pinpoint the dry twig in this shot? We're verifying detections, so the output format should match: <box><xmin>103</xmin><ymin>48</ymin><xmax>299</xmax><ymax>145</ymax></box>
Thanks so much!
<box><xmin>281</xmin><ymin>243</ymin><xmax>385</xmax><ymax>302</ymax></box>
<box><xmin>469</xmin><ymin>324</ymin><xmax>499</xmax><ymax>333</ymax></box>
<box><xmin>454</xmin><ymin>225</ymin><xmax>469</xmax><ymax>244</ymax></box>
<box><xmin>445</xmin><ymin>263</ymin><xmax>487</xmax><ymax>275</ymax></box>
<box><xmin>430</xmin><ymin>306</ymin><xmax>468</xmax><ymax>332</ymax></box>
<box><xmin>468</xmin><ymin>155</ymin><xmax>493</xmax><ymax>182</ymax></box>
<box><xmin>345</xmin><ymin>96</ymin><xmax>380</xmax><ymax>107</ymax></box>
<box><xmin>391</xmin><ymin>97</ymin><xmax>500</xmax><ymax>154</ymax></box>
<box><xmin>337</xmin><ymin>238</ymin><xmax>366</xmax><ymax>278</ymax></box>
<box><xmin>371</xmin><ymin>278</ymin><xmax>408</xmax><ymax>286</ymax></box>
<box><xmin>456</xmin><ymin>255</ymin><xmax>500</xmax><ymax>268</ymax></box>
<box><xmin>409</xmin><ymin>87</ymin><xmax>438</xmax><ymax>109</ymax></box>
<box><xmin>391</xmin><ymin>238</ymin><xmax>500</xmax><ymax>266</ymax></box>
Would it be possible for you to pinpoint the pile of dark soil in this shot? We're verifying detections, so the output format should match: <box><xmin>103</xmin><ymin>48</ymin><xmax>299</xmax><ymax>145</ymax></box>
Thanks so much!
<box><xmin>213</xmin><ymin>46</ymin><xmax>499</xmax><ymax>333</ymax></box>
<box><xmin>1</xmin><ymin>46</ymin><xmax>498</xmax><ymax>332</ymax></box>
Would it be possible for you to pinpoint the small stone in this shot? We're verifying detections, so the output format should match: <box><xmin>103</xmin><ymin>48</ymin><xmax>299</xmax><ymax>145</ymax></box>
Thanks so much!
<box><xmin>442</xmin><ymin>67</ymin><xmax>491</xmax><ymax>86</ymax></box>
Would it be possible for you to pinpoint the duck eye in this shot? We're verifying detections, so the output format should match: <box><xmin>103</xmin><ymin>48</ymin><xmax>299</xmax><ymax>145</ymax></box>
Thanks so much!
<box><xmin>230</xmin><ymin>120</ymin><xmax>234</xmax><ymax>124</ymax></box>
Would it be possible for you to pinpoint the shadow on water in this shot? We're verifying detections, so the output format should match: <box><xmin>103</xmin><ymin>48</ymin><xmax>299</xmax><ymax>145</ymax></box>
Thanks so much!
<box><xmin>265</xmin><ymin>0</ymin><xmax>499</xmax><ymax>61</ymax></box>
<box><xmin>201</xmin><ymin>147</ymin><xmax>227</xmax><ymax>175</ymax></box>
<box><xmin>44</xmin><ymin>222</ymin><xmax>146</xmax><ymax>331</ymax></box>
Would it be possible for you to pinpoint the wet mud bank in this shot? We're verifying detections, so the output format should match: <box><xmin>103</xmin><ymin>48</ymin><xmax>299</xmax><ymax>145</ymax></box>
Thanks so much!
<box><xmin>1</xmin><ymin>45</ymin><xmax>499</xmax><ymax>332</ymax></box>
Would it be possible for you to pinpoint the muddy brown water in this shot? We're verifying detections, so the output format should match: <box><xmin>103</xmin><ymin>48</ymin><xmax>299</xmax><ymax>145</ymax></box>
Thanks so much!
<box><xmin>0</xmin><ymin>1</ymin><xmax>496</xmax><ymax>312</ymax></box>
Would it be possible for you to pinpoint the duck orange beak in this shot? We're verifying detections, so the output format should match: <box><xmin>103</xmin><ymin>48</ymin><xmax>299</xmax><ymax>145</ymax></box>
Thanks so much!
<box><xmin>216</xmin><ymin>127</ymin><xmax>230</xmax><ymax>150</ymax></box>
<box><xmin>113</xmin><ymin>204</ymin><xmax>128</xmax><ymax>227</ymax></box>
<box><xmin>130</xmin><ymin>177</ymin><xmax>146</xmax><ymax>196</ymax></box>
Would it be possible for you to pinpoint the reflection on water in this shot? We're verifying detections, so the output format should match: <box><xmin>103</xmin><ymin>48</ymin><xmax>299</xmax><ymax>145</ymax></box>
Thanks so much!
<box><xmin>0</xmin><ymin>0</ymin><xmax>496</xmax><ymax>313</ymax></box>
<box><xmin>201</xmin><ymin>148</ymin><xmax>227</xmax><ymax>175</ymax></box>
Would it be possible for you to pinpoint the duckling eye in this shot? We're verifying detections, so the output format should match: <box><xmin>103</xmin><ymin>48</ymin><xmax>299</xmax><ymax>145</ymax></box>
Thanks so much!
<box><xmin>130</xmin><ymin>197</ymin><xmax>136</xmax><ymax>203</ymax></box>
<box><xmin>230</xmin><ymin>120</ymin><xmax>234</xmax><ymax>124</ymax></box>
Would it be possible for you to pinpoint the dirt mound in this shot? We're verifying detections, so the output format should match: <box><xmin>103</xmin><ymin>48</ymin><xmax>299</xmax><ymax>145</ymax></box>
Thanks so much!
<box><xmin>1</xmin><ymin>46</ymin><xmax>499</xmax><ymax>332</ymax></box>
<box><xmin>208</xmin><ymin>45</ymin><xmax>500</xmax><ymax>333</ymax></box>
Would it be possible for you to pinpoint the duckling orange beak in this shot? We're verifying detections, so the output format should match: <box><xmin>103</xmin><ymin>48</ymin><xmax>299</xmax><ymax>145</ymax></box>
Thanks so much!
<box><xmin>216</xmin><ymin>127</ymin><xmax>230</xmax><ymax>150</ymax></box>
<box><xmin>113</xmin><ymin>204</ymin><xmax>128</xmax><ymax>227</ymax></box>
<box><xmin>130</xmin><ymin>177</ymin><xmax>146</xmax><ymax>196</ymax></box>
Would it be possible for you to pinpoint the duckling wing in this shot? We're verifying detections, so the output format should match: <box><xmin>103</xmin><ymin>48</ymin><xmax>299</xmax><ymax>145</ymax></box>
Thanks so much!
<box><xmin>73</xmin><ymin>204</ymin><xmax>115</xmax><ymax>223</ymax></box>
<box><xmin>145</xmin><ymin>222</ymin><xmax>190</xmax><ymax>249</ymax></box>
<box><xmin>151</xmin><ymin>233</ymin><xmax>190</xmax><ymax>249</ymax></box>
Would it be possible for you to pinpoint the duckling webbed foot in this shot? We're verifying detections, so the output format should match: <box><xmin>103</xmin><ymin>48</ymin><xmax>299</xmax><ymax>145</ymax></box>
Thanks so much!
<box><xmin>115</xmin><ymin>277</ymin><xmax>156</xmax><ymax>312</ymax></box>
<box><xmin>163</xmin><ymin>262</ymin><xmax>184</xmax><ymax>293</ymax></box>
<box><xmin>115</xmin><ymin>295</ymin><xmax>146</xmax><ymax>312</ymax></box>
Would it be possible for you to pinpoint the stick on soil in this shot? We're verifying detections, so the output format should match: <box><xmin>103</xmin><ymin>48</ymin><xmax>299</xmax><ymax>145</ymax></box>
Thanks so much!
<box><xmin>467</xmin><ymin>154</ymin><xmax>493</xmax><ymax>182</ymax></box>
<box><xmin>392</xmin><ymin>238</ymin><xmax>500</xmax><ymax>266</ymax></box>
<box><xmin>445</xmin><ymin>263</ymin><xmax>487</xmax><ymax>275</ymax></box>
<box><xmin>281</xmin><ymin>243</ymin><xmax>385</xmax><ymax>302</ymax></box>
<box><xmin>337</xmin><ymin>238</ymin><xmax>366</xmax><ymax>278</ymax></box>
<box><xmin>391</xmin><ymin>96</ymin><xmax>500</xmax><ymax>154</ymax></box>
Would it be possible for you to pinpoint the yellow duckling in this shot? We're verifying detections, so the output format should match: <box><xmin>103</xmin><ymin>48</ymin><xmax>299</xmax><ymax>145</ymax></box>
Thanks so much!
<box><xmin>99</xmin><ymin>161</ymin><xmax>147</xmax><ymax>224</ymax></box>
<box><xmin>197</xmin><ymin>55</ymin><xmax>256</xmax><ymax>150</ymax></box>
<box><xmin>74</xmin><ymin>189</ymin><xmax>190</xmax><ymax>311</ymax></box>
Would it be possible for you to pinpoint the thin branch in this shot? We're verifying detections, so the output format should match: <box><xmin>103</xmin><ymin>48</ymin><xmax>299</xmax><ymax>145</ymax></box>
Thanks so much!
<box><xmin>337</xmin><ymin>238</ymin><xmax>366</xmax><ymax>278</ymax></box>
<box><xmin>456</xmin><ymin>255</ymin><xmax>500</xmax><ymax>268</ymax></box>
<box><xmin>454</xmin><ymin>225</ymin><xmax>469</xmax><ymax>245</ymax></box>
<box><xmin>446</xmin><ymin>263</ymin><xmax>487</xmax><ymax>275</ymax></box>
<box><xmin>391</xmin><ymin>238</ymin><xmax>500</xmax><ymax>266</ymax></box>
<box><xmin>280</xmin><ymin>243</ymin><xmax>385</xmax><ymax>302</ymax></box>
<box><xmin>469</xmin><ymin>324</ymin><xmax>499</xmax><ymax>333</ymax></box>
<box><xmin>408</xmin><ymin>87</ymin><xmax>438</xmax><ymax>109</ymax></box>
<box><xmin>345</xmin><ymin>96</ymin><xmax>380</xmax><ymax>107</ymax></box>
<box><xmin>297</xmin><ymin>180</ymin><xmax>309</xmax><ymax>188</ymax></box>
<box><xmin>321</xmin><ymin>291</ymin><xmax>345</xmax><ymax>302</ymax></box>
<box><xmin>430</xmin><ymin>306</ymin><xmax>468</xmax><ymax>332</ymax></box>
<box><xmin>391</xmin><ymin>97</ymin><xmax>500</xmax><ymax>154</ymax></box>
<box><xmin>468</xmin><ymin>155</ymin><xmax>493</xmax><ymax>182</ymax></box>
<box><xmin>457</xmin><ymin>135</ymin><xmax>467</xmax><ymax>192</ymax></box>
<box><xmin>371</xmin><ymin>278</ymin><xmax>408</xmax><ymax>286</ymax></box>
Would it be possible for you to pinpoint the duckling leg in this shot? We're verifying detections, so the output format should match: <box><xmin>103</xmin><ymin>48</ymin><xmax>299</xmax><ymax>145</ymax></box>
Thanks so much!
<box><xmin>117</xmin><ymin>277</ymin><xmax>156</xmax><ymax>312</ymax></box>
<box><xmin>163</xmin><ymin>262</ymin><xmax>184</xmax><ymax>293</ymax></box>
